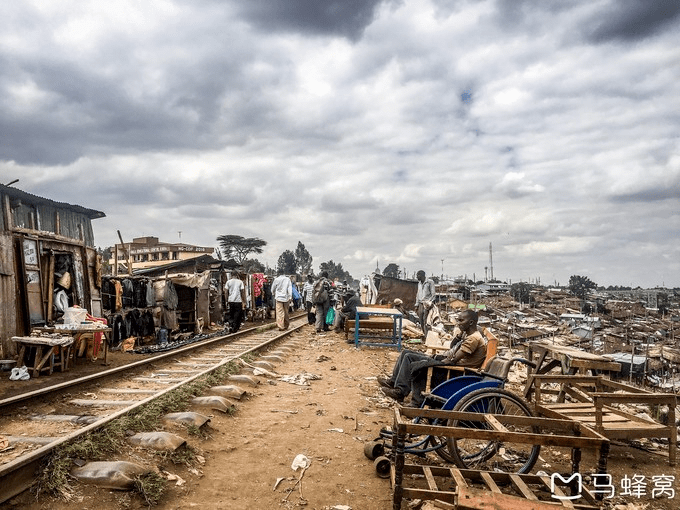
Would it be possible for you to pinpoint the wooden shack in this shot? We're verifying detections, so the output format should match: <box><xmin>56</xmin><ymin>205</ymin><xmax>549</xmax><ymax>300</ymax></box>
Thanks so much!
<box><xmin>133</xmin><ymin>255</ymin><xmax>239</xmax><ymax>331</ymax></box>
<box><xmin>0</xmin><ymin>184</ymin><xmax>105</xmax><ymax>357</ymax></box>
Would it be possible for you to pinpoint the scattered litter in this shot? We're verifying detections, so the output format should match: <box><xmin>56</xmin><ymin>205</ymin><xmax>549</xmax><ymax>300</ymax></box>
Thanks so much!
<box><xmin>162</xmin><ymin>470</ymin><xmax>186</xmax><ymax>486</ymax></box>
<box><xmin>271</xmin><ymin>409</ymin><xmax>298</xmax><ymax>414</ymax></box>
<box><xmin>330</xmin><ymin>506</ymin><xmax>352</xmax><ymax>510</ymax></box>
<box><xmin>240</xmin><ymin>358</ymin><xmax>279</xmax><ymax>378</ymax></box>
<box><xmin>253</xmin><ymin>367</ymin><xmax>280</xmax><ymax>378</ymax></box>
<box><xmin>273</xmin><ymin>477</ymin><xmax>286</xmax><ymax>491</ymax></box>
<box><xmin>279</xmin><ymin>373</ymin><xmax>322</xmax><ymax>386</ymax></box>
<box><xmin>187</xmin><ymin>467</ymin><xmax>202</xmax><ymax>476</ymax></box>
<box><xmin>317</xmin><ymin>355</ymin><xmax>332</xmax><ymax>362</ymax></box>
<box><xmin>9</xmin><ymin>366</ymin><xmax>30</xmax><ymax>381</ymax></box>
<box><xmin>291</xmin><ymin>454</ymin><xmax>311</xmax><ymax>471</ymax></box>
<box><xmin>285</xmin><ymin>454</ymin><xmax>311</xmax><ymax>501</ymax></box>
<box><xmin>327</xmin><ymin>428</ymin><xmax>344</xmax><ymax>433</ymax></box>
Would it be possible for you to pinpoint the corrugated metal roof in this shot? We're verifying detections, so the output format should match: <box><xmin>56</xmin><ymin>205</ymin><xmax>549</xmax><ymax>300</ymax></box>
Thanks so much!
<box><xmin>0</xmin><ymin>183</ymin><xmax>105</xmax><ymax>219</ymax></box>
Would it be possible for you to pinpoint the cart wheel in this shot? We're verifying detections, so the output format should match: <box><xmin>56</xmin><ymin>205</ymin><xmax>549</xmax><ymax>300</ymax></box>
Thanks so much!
<box><xmin>374</xmin><ymin>456</ymin><xmax>391</xmax><ymax>478</ymax></box>
<box><xmin>364</xmin><ymin>441</ymin><xmax>385</xmax><ymax>460</ymax></box>
<box><xmin>447</xmin><ymin>388</ymin><xmax>540</xmax><ymax>474</ymax></box>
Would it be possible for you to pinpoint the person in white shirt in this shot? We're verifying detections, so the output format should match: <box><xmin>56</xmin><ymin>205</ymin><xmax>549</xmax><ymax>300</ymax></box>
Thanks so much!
<box><xmin>270</xmin><ymin>269</ymin><xmax>293</xmax><ymax>330</ymax></box>
<box><xmin>225</xmin><ymin>273</ymin><xmax>246</xmax><ymax>332</ymax></box>
<box><xmin>302</xmin><ymin>274</ymin><xmax>315</xmax><ymax>325</ymax></box>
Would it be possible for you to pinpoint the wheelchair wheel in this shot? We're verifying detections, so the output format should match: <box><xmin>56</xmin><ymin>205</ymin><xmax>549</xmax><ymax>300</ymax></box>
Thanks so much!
<box><xmin>364</xmin><ymin>441</ymin><xmax>385</xmax><ymax>460</ymax></box>
<box><xmin>447</xmin><ymin>388</ymin><xmax>540</xmax><ymax>474</ymax></box>
<box><xmin>374</xmin><ymin>456</ymin><xmax>391</xmax><ymax>478</ymax></box>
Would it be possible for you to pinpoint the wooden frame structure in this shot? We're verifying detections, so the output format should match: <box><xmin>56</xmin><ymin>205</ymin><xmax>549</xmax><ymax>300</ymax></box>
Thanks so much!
<box><xmin>390</xmin><ymin>406</ymin><xmax>610</xmax><ymax>510</ymax></box>
<box><xmin>530</xmin><ymin>374</ymin><xmax>677</xmax><ymax>466</ymax></box>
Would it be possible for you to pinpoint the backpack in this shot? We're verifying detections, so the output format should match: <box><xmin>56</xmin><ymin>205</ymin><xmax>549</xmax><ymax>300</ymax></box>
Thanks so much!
<box><xmin>312</xmin><ymin>279</ymin><xmax>329</xmax><ymax>304</ymax></box>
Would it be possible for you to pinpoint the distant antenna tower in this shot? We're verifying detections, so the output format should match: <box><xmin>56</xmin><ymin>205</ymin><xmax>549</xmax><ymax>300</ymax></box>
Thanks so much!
<box><xmin>489</xmin><ymin>242</ymin><xmax>494</xmax><ymax>281</ymax></box>
<box><xmin>178</xmin><ymin>231</ymin><xmax>182</xmax><ymax>241</ymax></box>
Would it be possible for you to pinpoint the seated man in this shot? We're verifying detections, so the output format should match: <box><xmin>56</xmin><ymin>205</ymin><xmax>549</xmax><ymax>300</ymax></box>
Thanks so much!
<box><xmin>333</xmin><ymin>291</ymin><xmax>363</xmax><ymax>341</ymax></box>
<box><xmin>378</xmin><ymin>309</ymin><xmax>487</xmax><ymax>406</ymax></box>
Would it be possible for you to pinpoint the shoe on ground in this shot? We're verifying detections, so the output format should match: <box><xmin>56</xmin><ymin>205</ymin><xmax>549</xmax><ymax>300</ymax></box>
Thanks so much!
<box><xmin>377</xmin><ymin>376</ymin><xmax>394</xmax><ymax>388</ymax></box>
<box><xmin>381</xmin><ymin>386</ymin><xmax>404</xmax><ymax>402</ymax></box>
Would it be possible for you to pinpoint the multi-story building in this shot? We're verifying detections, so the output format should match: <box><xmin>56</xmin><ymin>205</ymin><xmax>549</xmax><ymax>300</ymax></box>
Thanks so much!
<box><xmin>111</xmin><ymin>236</ymin><xmax>216</xmax><ymax>271</ymax></box>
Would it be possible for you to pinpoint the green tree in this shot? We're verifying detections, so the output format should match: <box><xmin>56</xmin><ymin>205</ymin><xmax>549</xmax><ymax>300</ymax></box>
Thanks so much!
<box><xmin>319</xmin><ymin>259</ymin><xmax>353</xmax><ymax>282</ymax></box>
<box><xmin>216</xmin><ymin>235</ymin><xmax>267</xmax><ymax>264</ymax></box>
<box><xmin>511</xmin><ymin>282</ymin><xmax>532</xmax><ymax>305</ymax></box>
<box><xmin>277</xmin><ymin>250</ymin><xmax>297</xmax><ymax>274</ymax></box>
<box><xmin>98</xmin><ymin>247</ymin><xmax>112</xmax><ymax>275</ymax></box>
<box><xmin>568</xmin><ymin>275</ymin><xmax>597</xmax><ymax>300</ymax></box>
<box><xmin>294</xmin><ymin>241</ymin><xmax>313</xmax><ymax>275</ymax></box>
<box><xmin>382</xmin><ymin>263</ymin><xmax>400</xmax><ymax>278</ymax></box>
<box><xmin>242</xmin><ymin>258</ymin><xmax>265</xmax><ymax>273</ymax></box>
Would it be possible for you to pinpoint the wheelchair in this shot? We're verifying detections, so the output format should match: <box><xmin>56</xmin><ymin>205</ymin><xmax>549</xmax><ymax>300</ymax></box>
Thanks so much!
<box><xmin>365</xmin><ymin>356</ymin><xmax>541</xmax><ymax>476</ymax></box>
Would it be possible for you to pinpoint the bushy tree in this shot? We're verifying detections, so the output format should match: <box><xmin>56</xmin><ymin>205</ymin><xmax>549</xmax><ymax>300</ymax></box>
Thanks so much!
<box><xmin>294</xmin><ymin>241</ymin><xmax>313</xmax><ymax>275</ymax></box>
<box><xmin>511</xmin><ymin>282</ymin><xmax>532</xmax><ymax>304</ymax></box>
<box><xmin>568</xmin><ymin>275</ymin><xmax>597</xmax><ymax>300</ymax></box>
<box><xmin>382</xmin><ymin>263</ymin><xmax>400</xmax><ymax>278</ymax></box>
<box><xmin>242</xmin><ymin>258</ymin><xmax>265</xmax><ymax>273</ymax></box>
<box><xmin>277</xmin><ymin>250</ymin><xmax>297</xmax><ymax>274</ymax></box>
<box><xmin>319</xmin><ymin>259</ymin><xmax>353</xmax><ymax>283</ymax></box>
<box><xmin>216</xmin><ymin>235</ymin><xmax>267</xmax><ymax>264</ymax></box>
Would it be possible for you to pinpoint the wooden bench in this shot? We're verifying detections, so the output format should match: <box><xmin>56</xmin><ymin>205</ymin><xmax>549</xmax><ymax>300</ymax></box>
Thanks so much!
<box><xmin>424</xmin><ymin>328</ymin><xmax>499</xmax><ymax>393</ymax></box>
<box><xmin>531</xmin><ymin>374</ymin><xmax>677</xmax><ymax>466</ymax></box>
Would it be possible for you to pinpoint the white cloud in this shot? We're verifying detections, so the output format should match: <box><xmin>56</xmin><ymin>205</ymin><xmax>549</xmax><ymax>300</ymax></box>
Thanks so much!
<box><xmin>1</xmin><ymin>0</ymin><xmax>679</xmax><ymax>288</ymax></box>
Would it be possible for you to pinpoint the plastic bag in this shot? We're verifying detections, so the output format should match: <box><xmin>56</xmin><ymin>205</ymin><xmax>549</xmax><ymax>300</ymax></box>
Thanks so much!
<box><xmin>326</xmin><ymin>307</ymin><xmax>335</xmax><ymax>325</ymax></box>
<box><xmin>9</xmin><ymin>366</ymin><xmax>30</xmax><ymax>381</ymax></box>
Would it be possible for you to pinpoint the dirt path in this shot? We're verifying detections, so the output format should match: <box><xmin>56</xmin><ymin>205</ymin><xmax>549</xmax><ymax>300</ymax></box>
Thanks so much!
<box><xmin>6</xmin><ymin>326</ymin><xmax>678</xmax><ymax>509</ymax></box>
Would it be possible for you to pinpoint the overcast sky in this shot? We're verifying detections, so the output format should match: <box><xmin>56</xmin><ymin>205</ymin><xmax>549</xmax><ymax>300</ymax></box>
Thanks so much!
<box><xmin>2</xmin><ymin>0</ymin><xmax>679</xmax><ymax>288</ymax></box>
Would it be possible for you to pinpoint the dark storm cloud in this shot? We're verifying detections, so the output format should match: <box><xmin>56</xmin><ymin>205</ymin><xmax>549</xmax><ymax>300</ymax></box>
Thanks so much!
<box><xmin>0</xmin><ymin>41</ymin><xmax>272</xmax><ymax>166</ymax></box>
<box><xmin>232</xmin><ymin>0</ymin><xmax>390</xmax><ymax>40</ymax></box>
<box><xmin>586</xmin><ymin>0</ymin><xmax>680</xmax><ymax>43</ymax></box>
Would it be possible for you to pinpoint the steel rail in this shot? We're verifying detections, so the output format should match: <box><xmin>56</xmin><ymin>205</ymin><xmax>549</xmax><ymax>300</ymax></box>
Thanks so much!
<box><xmin>0</xmin><ymin>319</ymin><xmax>307</xmax><ymax>504</ymax></box>
<box><xmin>0</xmin><ymin>313</ymin><xmax>305</xmax><ymax>410</ymax></box>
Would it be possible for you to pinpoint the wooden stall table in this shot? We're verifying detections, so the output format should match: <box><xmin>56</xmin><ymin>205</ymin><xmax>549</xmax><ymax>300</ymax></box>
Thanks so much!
<box><xmin>524</xmin><ymin>341</ymin><xmax>621</xmax><ymax>401</ymax></box>
<box><xmin>32</xmin><ymin>326</ymin><xmax>113</xmax><ymax>365</ymax></box>
<box><xmin>11</xmin><ymin>335</ymin><xmax>74</xmax><ymax>377</ymax></box>
<box><xmin>352</xmin><ymin>306</ymin><xmax>402</xmax><ymax>350</ymax></box>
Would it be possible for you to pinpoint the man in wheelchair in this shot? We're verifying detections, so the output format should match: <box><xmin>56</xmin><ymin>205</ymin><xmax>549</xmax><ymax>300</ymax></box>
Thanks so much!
<box><xmin>378</xmin><ymin>309</ymin><xmax>486</xmax><ymax>406</ymax></box>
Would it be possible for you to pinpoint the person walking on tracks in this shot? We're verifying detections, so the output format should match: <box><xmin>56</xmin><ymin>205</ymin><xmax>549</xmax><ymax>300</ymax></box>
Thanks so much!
<box><xmin>302</xmin><ymin>274</ymin><xmax>316</xmax><ymax>325</ymax></box>
<box><xmin>225</xmin><ymin>272</ymin><xmax>246</xmax><ymax>333</ymax></box>
<box><xmin>312</xmin><ymin>271</ymin><xmax>332</xmax><ymax>334</ymax></box>
<box><xmin>271</xmin><ymin>269</ymin><xmax>293</xmax><ymax>331</ymax></box>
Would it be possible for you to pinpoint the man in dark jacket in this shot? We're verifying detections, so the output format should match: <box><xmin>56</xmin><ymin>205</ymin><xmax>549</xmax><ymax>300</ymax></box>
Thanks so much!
<box><xmin>313</xmin><ymin>271</ymin><xmax>332</xmax><ymax>333</ymax></box>
<box><xmin>333</xmin><ymin>291</ymin><xmax>362</xmax><ymax>338</ymax></box>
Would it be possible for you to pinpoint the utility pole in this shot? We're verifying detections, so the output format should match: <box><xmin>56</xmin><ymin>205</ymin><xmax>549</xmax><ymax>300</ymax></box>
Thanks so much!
<box><xmin>489</xmin><ymin>242</ymin><xmax>494</xmax><ymax>281</ymax></box>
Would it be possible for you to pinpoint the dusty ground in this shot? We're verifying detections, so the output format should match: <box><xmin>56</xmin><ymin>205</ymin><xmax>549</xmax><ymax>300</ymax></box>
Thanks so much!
<box><xmin>3</xmin><ymin>325</ymin><xmax>679</xmax><ymax>510</ymax></box>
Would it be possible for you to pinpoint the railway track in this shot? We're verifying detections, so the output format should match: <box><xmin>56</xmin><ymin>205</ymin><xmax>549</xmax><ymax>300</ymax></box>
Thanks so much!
<box><xmin>0</xmin><ymin>316</ymin><xmax>308</xmax><ymax>504</ymax></box>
